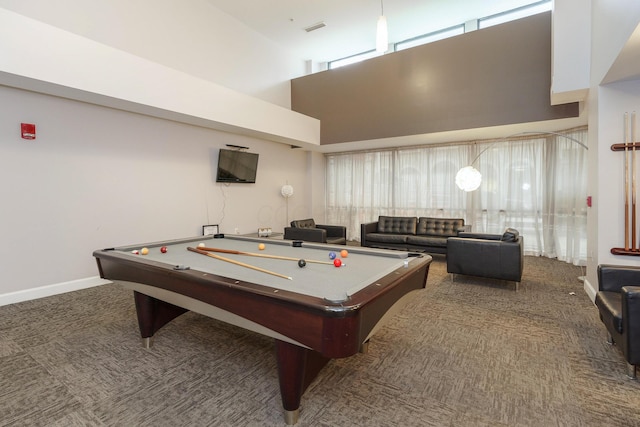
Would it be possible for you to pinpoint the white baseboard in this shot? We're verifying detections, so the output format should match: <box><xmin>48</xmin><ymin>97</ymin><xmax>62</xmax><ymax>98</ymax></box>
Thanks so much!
<box><xmin>583</xmin><ymin>277</ymin><xmax>597</xmax><ymax>303</ymax></box>
<box><xmin>0</xmin><ymin>276</ymin><xmax>111</xmax><ymax>307</ymax></box>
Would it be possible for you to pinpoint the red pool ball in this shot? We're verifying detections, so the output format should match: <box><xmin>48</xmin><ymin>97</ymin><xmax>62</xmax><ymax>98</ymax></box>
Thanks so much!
<box><xmin>333</xmin><ymin>258</ymin><xmax>342</xmax><ymax>267</ymax></box>
<box><xmin>160</xmin><ymin>246</ymin><xmax>168</xmax><ymax>253</ymax></box>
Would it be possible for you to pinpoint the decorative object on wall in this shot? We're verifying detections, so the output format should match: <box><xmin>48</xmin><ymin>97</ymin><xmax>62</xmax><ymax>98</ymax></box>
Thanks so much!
<box><xmin>281</xmin><ymin>183</ymin><xmax>294</xmax><ymax>225</ymax></box>
<box><xmin>376</xmin><ymin>0</ymin><xmax>388</xmax><ymax>53</ymax></box>
<box><xmin>455</xmin><ymin>131</ymin><xmax>589</xmax><ymax>192</ymax></box>
<box><xmin>611</xmin><ymin>111</ymin><xmax>640</xmax><ymax>256</ymax></box>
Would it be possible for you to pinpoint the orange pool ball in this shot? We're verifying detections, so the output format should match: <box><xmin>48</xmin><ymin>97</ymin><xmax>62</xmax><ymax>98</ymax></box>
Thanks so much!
<box><xmin>258</xmin><ymin>243</ymin><xmax>266</xmax><ymax>250</ymax></box>
<box><xmin>340</xmin><ymin>249</ymin><xmax>349</xmax><ymax>258</ymax></box>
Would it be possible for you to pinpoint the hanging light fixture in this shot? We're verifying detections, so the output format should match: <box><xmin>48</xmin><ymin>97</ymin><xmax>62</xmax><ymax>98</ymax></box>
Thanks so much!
<box><xmin>376</xmin><ymin>0</ymin><xmax>388</xmax><ymax>53</ymax></box>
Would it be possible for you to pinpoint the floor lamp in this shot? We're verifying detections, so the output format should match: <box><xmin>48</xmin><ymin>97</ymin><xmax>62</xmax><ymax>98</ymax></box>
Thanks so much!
<box><xmin>455</xmin><ymin>131</ymin><xmax>589</xmax><ymax>192</ymax></box>
<box><xmin>454</xmin><ymin>130</ymin><xmax>589</xmax><ymax>281</ymax></box>
<box><xmin>281</xmin><ymin>184</ymin><xmax>294</xmax><ymax>225</ymax></box>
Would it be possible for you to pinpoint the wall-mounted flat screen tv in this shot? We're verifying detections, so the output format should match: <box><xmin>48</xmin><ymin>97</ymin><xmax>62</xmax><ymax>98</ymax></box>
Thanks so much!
<box><xmin>216</xmin><ymin>149</ymin><xmax>259</xmax><ymax>183</ymax></box>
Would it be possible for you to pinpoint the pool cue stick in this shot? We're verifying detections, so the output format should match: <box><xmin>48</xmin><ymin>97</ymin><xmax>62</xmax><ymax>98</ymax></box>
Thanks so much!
<box><xmin>625</xmin><ymin>112</ymin><xmax>630</xmax><ymax>250</ymax></box>
<box><xmin>187</xmin><ymin>247</ymin><xmax>292</xmax><ymax>280</ymax></box>
<box><xmin>199</xmin><ymin>246</ymin><xmax>334</xmax><ymax>265</ymax></box>
<box><xmin>634</xmin><ymin>111</ymin><xmax>638</xmax><ymax>250</ymax></box>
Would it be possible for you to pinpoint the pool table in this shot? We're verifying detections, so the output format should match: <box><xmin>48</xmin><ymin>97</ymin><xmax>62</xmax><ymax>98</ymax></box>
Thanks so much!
<box><xmin>94</xmin><ymin>234</ymin><xmax>432</xmax><ymax>424</ymax></box>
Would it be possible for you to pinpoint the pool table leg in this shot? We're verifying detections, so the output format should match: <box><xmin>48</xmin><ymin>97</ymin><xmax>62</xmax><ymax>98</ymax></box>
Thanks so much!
<box><xmin>275</xmin><ymin>340</ymin><xmax>330</xmax><ymax>425</ymax></box>
<box><xmin>133</xmin><ymin>291</ymin><xmax>188</xmax><ymax>348</ymax></box>
<box><xmin>360</xmin><ymin>339</ymin><xmax>370</xmax><ymax>354</ymax></box>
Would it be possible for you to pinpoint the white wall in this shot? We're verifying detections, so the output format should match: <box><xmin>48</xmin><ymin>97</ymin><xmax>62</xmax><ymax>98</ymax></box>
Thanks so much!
<box><xmin>0</xmin><ymin>1</ymin><xmax>322</xmax><ymax>304</ymax></box>
<box><xmin>551</xmin><ymin>0</ymin><xmax>590</xmax><ymax>104</ymax></box>
<box><xmin>0</xmin><ymin>0</ymin><xmax>304</xmax><ymax>107</ymax></box>
<box><xmin>0</xmin><ymin>86</ymin><xmax>312</xmax><ymax>302</ymax></box>
<box><xmin>0</xmin><ymin>7</ymin><xmax>320</xmax><ymax>150</ymax></box>
<box><xmin>584</xmin><ymin>0</ymin><xmax>640</xmax><ymax>299</ymax></box>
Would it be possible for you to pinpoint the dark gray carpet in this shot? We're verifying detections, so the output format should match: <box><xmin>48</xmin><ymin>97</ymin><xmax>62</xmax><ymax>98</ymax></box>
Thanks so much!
<box><xmin>1</xmin><ymin>256</ymin><xmax>639</xmax><ymax>426</ymax></box>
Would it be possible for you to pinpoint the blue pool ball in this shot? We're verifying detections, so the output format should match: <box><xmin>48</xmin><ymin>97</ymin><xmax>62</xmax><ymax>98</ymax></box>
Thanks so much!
<box><xmin>328</xmin><ymin>251</ymin><xmax>337</xmax><ymax>260</ymax></box>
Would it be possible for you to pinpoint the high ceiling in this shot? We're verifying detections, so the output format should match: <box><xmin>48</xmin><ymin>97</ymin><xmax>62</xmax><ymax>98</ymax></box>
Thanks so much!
<box><xmin>203</xmin><ymin>0</ymin><xmax>592</xmax><ymax>151</ymax></box>
<box><xmin>204</xmin><ymin>0</ymin><xmax>542</xmax><ymax>64</ymax></box>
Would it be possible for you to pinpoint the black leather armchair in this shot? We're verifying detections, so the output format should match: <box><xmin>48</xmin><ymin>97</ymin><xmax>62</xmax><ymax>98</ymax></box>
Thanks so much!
<box><xmin>284</xmin><ymin>218</ymin><xmax>347</xmax><ymax>245</ymax></box>
<box><xmin>595</xmin><ymin>264</ymin><xmax>640</xmax><ymax>379</ymax></box>
<box><xmin>446</xmin><ymin>228</ymin><xmax>524</xmax><ymax>290</ymax></box>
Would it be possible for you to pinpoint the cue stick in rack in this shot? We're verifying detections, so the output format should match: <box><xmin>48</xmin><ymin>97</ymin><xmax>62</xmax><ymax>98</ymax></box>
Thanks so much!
<box><xmin>187</xmin><ymin>247</ymin><xmax>292</xmax><ymax>280</ymax></box>
<box><xmin>199</xmin><ymin>246</ymin><xmax>335</xmax><ymax>265</ymax></box>
<box><xmin>633</xmin><ymin>111</ymin><xmax>638</xmax><ymax>250</ymax></box>
<box><xmin>625</xmin><ymin>112</ymin><xmax>630</xmax><ymax>250</ymax></box>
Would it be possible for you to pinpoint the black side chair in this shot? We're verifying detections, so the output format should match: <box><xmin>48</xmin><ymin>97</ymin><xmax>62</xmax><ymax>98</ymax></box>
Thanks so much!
<box><xmin>446</xmin><ymin>228</ymin><xmax>523</xmax><ymax>290</ymax></box>
<box><xmin>284</xmin><ymin>218</ymin><xmax>347</xmax><ymax>245</ymax></box>
<box><xmin>595</xmin><ymin>264</ymin><xmax>640</xmax><ymax>379</ymax></box>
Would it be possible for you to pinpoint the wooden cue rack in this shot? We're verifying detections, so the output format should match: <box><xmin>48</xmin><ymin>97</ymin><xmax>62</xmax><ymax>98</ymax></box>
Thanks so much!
<box><xmin>611</xmin><ymin>111</ymin><xmax>640</xmax><ymax>256</ymax></box>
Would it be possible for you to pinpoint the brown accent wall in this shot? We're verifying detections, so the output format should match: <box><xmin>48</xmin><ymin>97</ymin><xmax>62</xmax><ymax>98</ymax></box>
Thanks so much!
<box><xmin>291</xmin><ymin>12</ymin><xmax>579</xmax><ymax>145</ymax></box>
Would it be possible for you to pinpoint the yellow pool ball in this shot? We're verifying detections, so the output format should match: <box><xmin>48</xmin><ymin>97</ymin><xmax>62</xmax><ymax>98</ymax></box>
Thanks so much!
<box><xmin>258</xmin><ymin>243</ymin><xmax>266</xmax><ymax>250</ymax></box>
<box><xmin>340</xmin><ymin>249</ymin><xmax>349</xmax><ymax>258</ymax></box>
<box><xmin>141</xmin><ymin>247</ymin><xmax>149</xmax><ymax>255</ymax></box>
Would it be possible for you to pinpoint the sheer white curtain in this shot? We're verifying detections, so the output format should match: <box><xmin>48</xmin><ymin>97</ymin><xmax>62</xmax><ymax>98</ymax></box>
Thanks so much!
<box><xmin>544</xmin><ymin>128</ymin><xmax>588</xmax><ymax>264</ymax></box>
<box><xmin>325</xmin><ymin>127</ymin><xmax>588</xmax><ymax>265</ymax></box>
<box><xmin>468</xmin><ymin>138</ymin><xmax>546</xmax><ymax>250</ymax></box>
<box><xmin>394</xmin><ymin>145</ymin><xmax>468</xmax><ymax>218</ymax></box>
<box><xmin>326</xmin><ymin>150</ymin><xmax>395</xmax><ymax>240</ymax></box>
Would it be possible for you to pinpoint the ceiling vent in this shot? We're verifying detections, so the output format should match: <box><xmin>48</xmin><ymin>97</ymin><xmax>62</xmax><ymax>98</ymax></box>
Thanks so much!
<box><xmin>304</xmin><ymin>22</ymin><xmax>326</xmax><ymax>32</ymax></box>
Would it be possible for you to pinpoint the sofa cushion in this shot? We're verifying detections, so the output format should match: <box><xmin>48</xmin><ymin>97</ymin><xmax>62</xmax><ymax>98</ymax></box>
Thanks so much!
<box><xmin>291</xmin><ymin>218</ymin><xmax>316</xmax><ymax>228</ymax></box>
<box><xmin>365</xmin><ymin>233</ymin><xmax>409</xmax><ymax>244</ymax></box>
<box><xmin>501</xmin><ymin>228</ymin><xmax>520</xmax><ymax>242</ymax></box>
<box><xmin>377</xmin><ymin>216</ymin><xmax>417</xmax><ymax>235</ymax></box>
<box><xmin>417</xmin><ymin>217</ymin><xmax>464</xmax><ymax>237</ymax></box>
<box><xmin>406</xmin><ymin>235</ymin><xmax>448</xmax><ymax>248</ymax></box>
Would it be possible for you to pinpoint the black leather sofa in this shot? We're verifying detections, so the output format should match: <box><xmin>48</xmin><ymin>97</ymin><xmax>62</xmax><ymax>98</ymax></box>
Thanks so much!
<box><xmin>284</xmin><ymin>218</ymin><xmax>347</xmax><ymax>245</ymax></box>
<box><xmin>360</xmin><ymin>216</ymin><xmax>466</xmax><ymax>254</ymax></box>
<box><xmin>446</xmin><ymin>228</ymin><xmax>524</xmax><ymax>289</ymax></box>
<box><xmin>595</xmin><ymin>264</ymin><xmax>640</xmax><ymax>379</ymax></box>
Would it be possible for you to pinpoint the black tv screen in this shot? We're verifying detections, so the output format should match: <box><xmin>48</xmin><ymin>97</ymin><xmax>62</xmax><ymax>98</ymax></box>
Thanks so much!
<box><xmin>216</xmin><ymin>149</ymin><xmax>259</xmax><ymax>183</ymax></box>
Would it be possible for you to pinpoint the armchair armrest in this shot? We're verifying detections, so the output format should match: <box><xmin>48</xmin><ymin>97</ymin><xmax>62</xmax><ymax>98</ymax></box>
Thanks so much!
<box><xmin>317</xmin><ymin>224</ymin><xmax>346</xmax><ymax>239</ymax></box>
<box><xmin>360</xmin><ymin>222</ymin><xmax>379</xmax><ymax>247</ymax></box>
<box><xmin>458</xmin><ymin>224</ymin><xmax>472</xmax><ymax>233</ymax></box>
<box><xmin>622</xmin><ymin>286</ymin><xmax>640</xmax><ymax>364</ymax></box>
<box><xmin>598</xmin><ymin>265</ymin><xmax>640</xmax><ymax>292</ymax></box>
<box><xmin>284</xmin><ymin>227</ymin><xmax>327</xmax><ymax>243</ymax></box>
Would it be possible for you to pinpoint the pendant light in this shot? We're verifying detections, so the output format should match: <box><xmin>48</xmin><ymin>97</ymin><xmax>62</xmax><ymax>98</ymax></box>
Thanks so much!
<box><xmin>376</xmin><ymin>0</ymin><xmax>388</xmax><ymax>53</ymax></box>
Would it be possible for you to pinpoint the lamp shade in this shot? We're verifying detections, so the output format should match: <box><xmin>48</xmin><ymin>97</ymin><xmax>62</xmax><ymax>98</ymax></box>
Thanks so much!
<box><xmin>455</xmin><ymin>166</ymin><xmax>482</xmax><ymax>192</ymax></box>
<box><xmin>281</xmin><ymin>184</ymin><xmax>294</xmax><ymax>198</ymax></box>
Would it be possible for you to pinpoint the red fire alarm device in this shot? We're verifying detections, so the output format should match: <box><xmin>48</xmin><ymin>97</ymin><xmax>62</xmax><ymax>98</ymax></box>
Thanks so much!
<box><xmin>21</xmin><ymin>123</ymin><xmax>36</xmax><ymax>140</ymax></box>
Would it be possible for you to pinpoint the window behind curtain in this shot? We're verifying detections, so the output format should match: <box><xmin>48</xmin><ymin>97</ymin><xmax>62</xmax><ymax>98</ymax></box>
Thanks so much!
<box><xmin>325</xmin><ymin>127</ymin><xmax>588</xmax><ymax>265</ymax></box>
